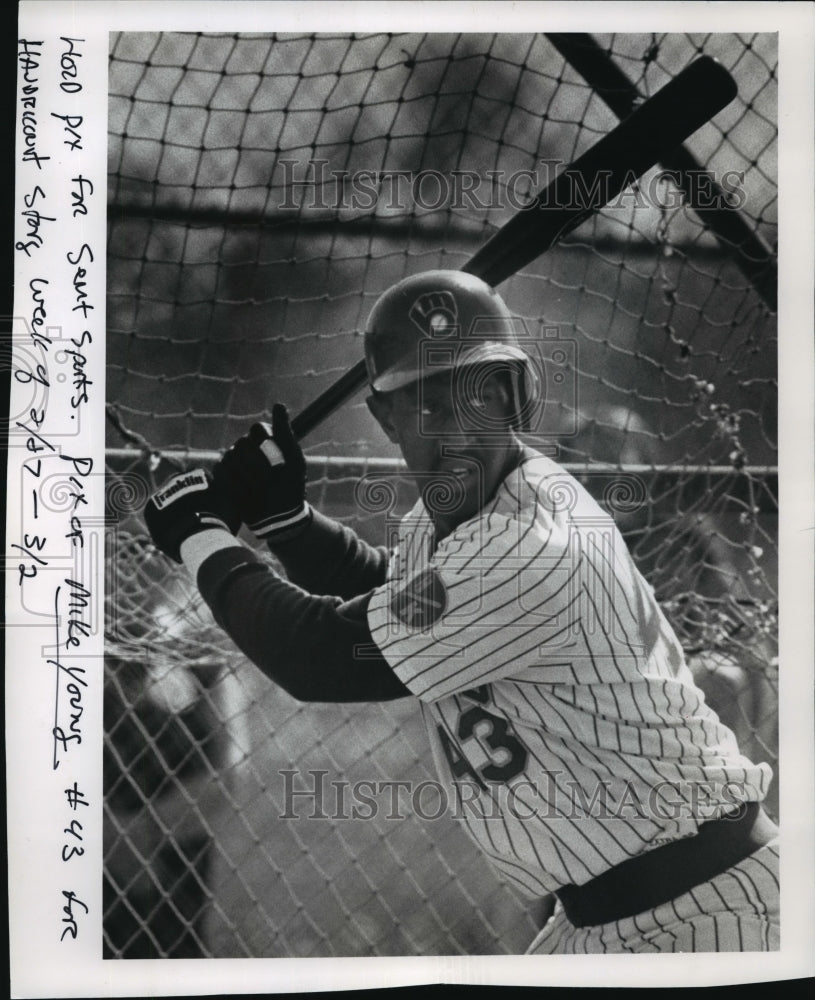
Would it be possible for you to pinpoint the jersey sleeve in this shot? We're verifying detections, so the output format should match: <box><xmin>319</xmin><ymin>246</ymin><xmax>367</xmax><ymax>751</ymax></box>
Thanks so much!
<box><xmin>366</xmin><ymin>509</ymin><xmax>595</xmax><ymax>701</ymax></box>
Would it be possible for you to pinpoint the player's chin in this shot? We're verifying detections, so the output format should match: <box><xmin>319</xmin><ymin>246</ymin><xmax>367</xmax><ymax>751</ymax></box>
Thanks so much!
<box><xmin>422</xmin><ymin>469</ymin><xmax>484</xmax><ymax>525</ymax></box>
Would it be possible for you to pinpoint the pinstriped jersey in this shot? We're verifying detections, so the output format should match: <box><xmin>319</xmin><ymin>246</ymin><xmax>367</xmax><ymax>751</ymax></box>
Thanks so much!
<box><xmin>366</xmin><ymin>452</ymin><xmax>772</xmax><ymax>897</ymax></box>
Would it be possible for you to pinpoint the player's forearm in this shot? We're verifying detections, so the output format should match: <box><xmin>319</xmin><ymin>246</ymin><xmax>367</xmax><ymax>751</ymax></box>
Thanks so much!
<box><xmin>267</xmin><ymin>506</ymin><xmax>389</xmax><ymax>598</ymax></box>
<box><xmin>184</xmin><ymin>532</ymin><xmax>409</xmax><ymax>703</ymax></box>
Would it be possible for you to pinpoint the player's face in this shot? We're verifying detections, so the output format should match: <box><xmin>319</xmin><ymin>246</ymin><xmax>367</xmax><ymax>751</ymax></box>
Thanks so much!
<box><xmin>369</xmin><ymin>367</ymin><xmax>522</xmax><ymax>539</ymax></box>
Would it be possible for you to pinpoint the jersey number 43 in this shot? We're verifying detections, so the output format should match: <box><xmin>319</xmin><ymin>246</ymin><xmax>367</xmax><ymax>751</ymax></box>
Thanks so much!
<box><xmin>437</xmin><ymin>686</ymin><xmax>529</xmax><ymax>790</ymax></box>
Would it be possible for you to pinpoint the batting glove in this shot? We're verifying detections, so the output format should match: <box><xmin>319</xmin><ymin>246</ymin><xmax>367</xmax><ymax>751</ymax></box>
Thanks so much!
<box><xmin>144</xmin><ymin>468</ymin><xmax>241</xmax><ymax>563</ymax></box>
<box><xmin>212</xmin><ymin>403</ymin><xmax>310</xmax><ymax>541</ymax></box>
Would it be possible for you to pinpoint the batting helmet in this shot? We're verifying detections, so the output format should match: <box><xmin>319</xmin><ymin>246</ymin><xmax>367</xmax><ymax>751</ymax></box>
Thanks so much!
<box><xmin>364</xmin><ymin>271</ymin><xmax>539</xmax><ymax>426</ymax></box>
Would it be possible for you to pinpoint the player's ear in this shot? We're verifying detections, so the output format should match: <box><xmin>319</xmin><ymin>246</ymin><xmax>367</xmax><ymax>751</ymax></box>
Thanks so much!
<box><xmin>366</xmin><ymin>393</ymin><xmax>399</xmax><ymax>444</ymax></box>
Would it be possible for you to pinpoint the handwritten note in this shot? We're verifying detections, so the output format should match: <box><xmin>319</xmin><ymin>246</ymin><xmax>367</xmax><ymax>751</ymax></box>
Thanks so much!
<box><xmin>10</xmin><ymin>23</ymin><xmax>103</xmax><ymax>970</ymax></box>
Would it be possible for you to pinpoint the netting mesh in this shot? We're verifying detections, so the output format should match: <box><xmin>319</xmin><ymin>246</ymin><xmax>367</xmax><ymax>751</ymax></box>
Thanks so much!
<box><xmin>104</xmin><ymin>32</ymin><xmax>778</xmax><ymax>957</ymax></box>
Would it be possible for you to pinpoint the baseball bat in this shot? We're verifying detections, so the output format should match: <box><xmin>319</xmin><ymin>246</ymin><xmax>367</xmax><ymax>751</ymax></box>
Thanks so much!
<box><xmin>290</xmin><ymin>55</ymin><xmax>737</xmax><ymax>441</ymax></box>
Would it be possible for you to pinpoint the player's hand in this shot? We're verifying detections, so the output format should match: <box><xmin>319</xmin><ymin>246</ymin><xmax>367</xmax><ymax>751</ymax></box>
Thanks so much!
<box><xmin>144</xmin><ymin>469</ymin><xmax>241</xmax><ymax>563</ymax></box>
<box><xmin>212</xmin><ymin>403</ymin><xmax>310</xmax><ymax>541</ymax></box>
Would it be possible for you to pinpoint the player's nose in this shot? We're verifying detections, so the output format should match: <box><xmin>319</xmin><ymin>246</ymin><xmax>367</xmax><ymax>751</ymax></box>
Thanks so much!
<box><xmin>434</xmin><ymin>422</ymin><xmax>479</xmax><ymax>448</ymax></box>
<box><xmin>450</xmin><ymin>412</ymin><xmax>486</xmax><ymax>444</ymax></box>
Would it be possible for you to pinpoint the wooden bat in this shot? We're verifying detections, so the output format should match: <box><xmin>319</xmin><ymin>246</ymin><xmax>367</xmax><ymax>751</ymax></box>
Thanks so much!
<box><xmin>290</xmin><ymin>55</ymin><xmax>737</xmax><ymax>441</ymax></box>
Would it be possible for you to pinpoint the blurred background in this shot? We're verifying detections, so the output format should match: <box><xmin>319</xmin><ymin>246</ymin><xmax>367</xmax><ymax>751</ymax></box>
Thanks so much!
<box><xmin>104</xmin><ymin>32</ymin><xmax>778</xmax><ymax>957</ymax></box>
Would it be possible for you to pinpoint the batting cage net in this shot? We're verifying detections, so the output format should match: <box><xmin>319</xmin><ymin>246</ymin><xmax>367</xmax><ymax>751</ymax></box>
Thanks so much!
<box><xmin>104</xmin><ymin>32</ymin><xmax>778</xmax><ymax>957</ymax></box>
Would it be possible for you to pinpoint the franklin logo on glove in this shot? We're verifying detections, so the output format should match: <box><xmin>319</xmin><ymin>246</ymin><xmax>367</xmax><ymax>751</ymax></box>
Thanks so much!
<box><xmin>144</xmin><ymin>468</ymin><xmax>241</xmax><ymax>564</ymax></box>
<box><xmin>151</xmin><ymin>470</ymin><xmax>210</xmax><ymax>509</ymax></box>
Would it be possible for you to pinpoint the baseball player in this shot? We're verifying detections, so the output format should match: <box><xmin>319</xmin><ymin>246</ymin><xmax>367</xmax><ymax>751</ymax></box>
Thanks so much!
<box><xmin>144</xmin><ymin>271</ymin><xmax>779</xmax><ymax>953</ymax></box>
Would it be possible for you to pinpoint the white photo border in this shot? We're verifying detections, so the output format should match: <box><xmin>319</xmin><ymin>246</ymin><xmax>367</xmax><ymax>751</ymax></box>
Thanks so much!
<box><xmin>8</xmin><ymin>1</ymin><xmax>815</xmax><ymax>995</ymax></box>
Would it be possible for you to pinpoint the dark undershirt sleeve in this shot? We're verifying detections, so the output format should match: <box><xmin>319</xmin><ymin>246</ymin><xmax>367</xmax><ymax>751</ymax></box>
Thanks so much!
<box><xmin>197</xmin><ymin>546</ymin><xmax>411</xmax><ymax>703</ymax></box>
<box><xmin>267</xmin><ymin>507</ymin><xmax>390</xmax><ymax>598</ymax></box>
